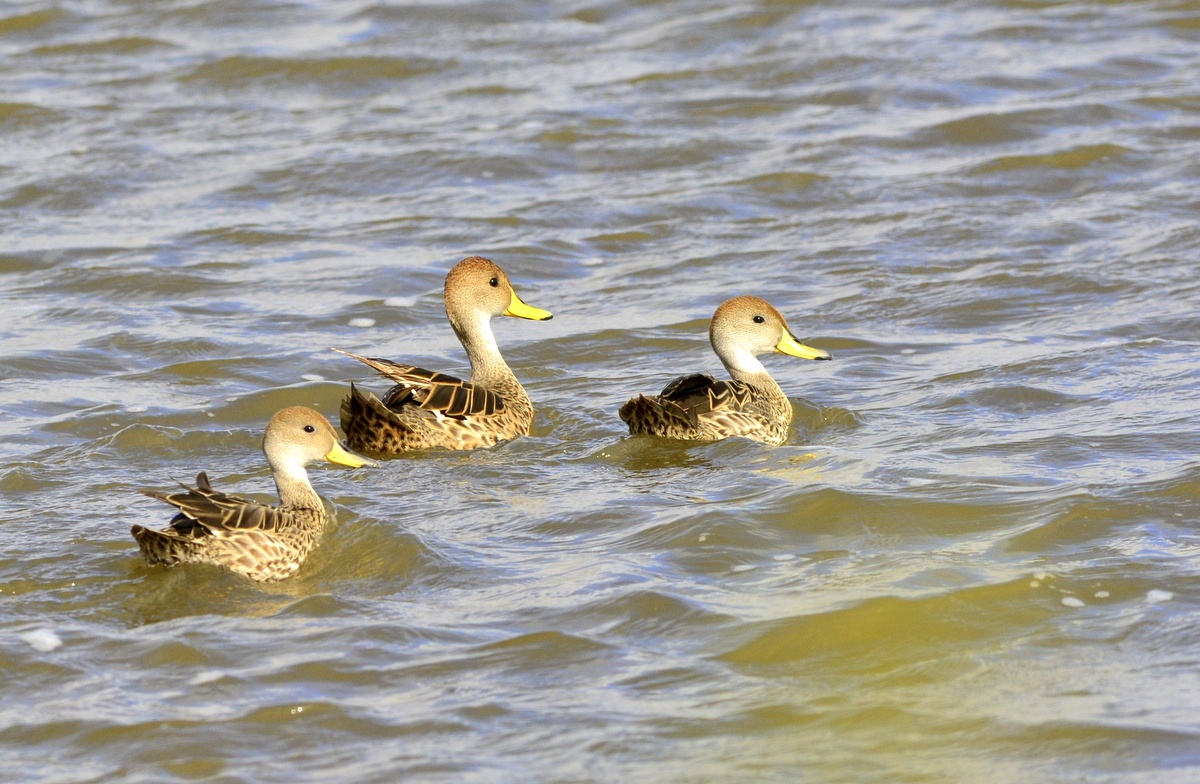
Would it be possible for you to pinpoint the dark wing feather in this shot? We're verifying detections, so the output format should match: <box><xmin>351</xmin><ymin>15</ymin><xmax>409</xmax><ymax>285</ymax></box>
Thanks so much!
<box><xmin>657</xmin><ymin>374</ymin><xmax>754</xmax><ymax>426</ymax></box>
<box><xmin>380</xmin><ymin>364</ymin><xmax>503</xmax><ymax>417</ymax></box>
<box><xmin>140</xmin><ymin>471</ymin><xmax>282</xmax><ymax>536</ymax></box>
<box><xmin>334</xmin><ymin>348</ymin><xmax>504</xmax><ymax>419</ymax></box>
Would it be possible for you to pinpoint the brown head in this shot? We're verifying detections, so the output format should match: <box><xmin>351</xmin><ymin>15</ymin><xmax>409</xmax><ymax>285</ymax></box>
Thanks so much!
<box><xmin>443</xmin><ymin>256</ymin><xmax>552</xmax><ymax>332</ymax></box>
<box><xmin>262</xmin><ymin>406</ymin><xmax>377</xmax><ymax>477</ymax></box>
<box><xmin>709</xmin><ymin>295</ymin><xmax>831</xmax><ymax>376</ymax></box>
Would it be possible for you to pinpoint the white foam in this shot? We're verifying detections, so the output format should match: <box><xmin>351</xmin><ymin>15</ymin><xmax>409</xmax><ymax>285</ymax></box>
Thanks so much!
<box><xmin>1061</xmin><ymin>597</ymin><xmax>1085</xmax><ymax>608</ymax></box>
<box><xmin>1094</xmin><ymin>590</ymin><xmax>1110</xmax><ymax>598</ymax></box>
<box><xmin>348</xmin><ymin>318</ymin><xmax>376</xmax><ymax>328</ymax></box>
<box><xmin>189</xmin><ymin>670</ymin><xmax>225</xmax><ymax>685</ymax></box>
<box><xmin>384</xmin><ymin>296</ymin><xmax>418</xmax><ymax>308</ymax></box>
<box><xmin>301</xmin><ymin>373</ymin><xmax>324</xmax><ymax>382</ymax></box>
<box><xmin>773</xmin><ymin>554</ymin><xmax>796</xmax><ymax>562</ymax></box>
<box><xmin>731</xmin><ymin>564</ymin><xmax>755</xmax><ymax>573</ymax></box>
<box><xmin>1146</xmin><ymin>590</ymin><xmax>1174</xmax><ymax>603</ymax></box>
<box><xmin>20</xmin><ymin>629</ymin><xmax>63</xmax><ymax>652</ymax></box>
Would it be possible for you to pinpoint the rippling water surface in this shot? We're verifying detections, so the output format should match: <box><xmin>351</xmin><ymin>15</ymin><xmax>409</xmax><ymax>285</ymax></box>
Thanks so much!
<box><xmin>2</xmin><ymin>0</ymin><xmax>1200</xmax><ymax>781</ymax></box>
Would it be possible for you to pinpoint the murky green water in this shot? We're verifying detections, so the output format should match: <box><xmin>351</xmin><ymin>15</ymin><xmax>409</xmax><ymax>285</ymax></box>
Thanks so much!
<box><xmin>2</xmin><ymin>0</ymin><xmax>1199</xmax><ymax>781</ymax></box>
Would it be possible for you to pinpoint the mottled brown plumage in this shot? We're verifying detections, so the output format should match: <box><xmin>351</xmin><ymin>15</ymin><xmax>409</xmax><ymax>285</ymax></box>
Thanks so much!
<box><xmin>335</xmin><ymin>256</ymin><xmax>552</xmax><ymax>453</ymax></box>
<box><xmin>131</xmin><ymin>407</ymin><xmax>376</xmax><ymax>582</ymax></box>
<box><xmin>620</xmin><ymin>296</ymin><xmax>832</xmax><ymax>445</ymax></box>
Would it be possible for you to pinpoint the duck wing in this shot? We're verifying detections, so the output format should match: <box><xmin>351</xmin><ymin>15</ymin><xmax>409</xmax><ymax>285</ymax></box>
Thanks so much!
<box><xmin>333</xmin><ymin>348</ymin><xmax>505</xmax><ymax>419</ymax></box>
<box><xmin>657</xmin><ymin>373</ymin><xmax>756</xmax><ymax>426</ymax></box>
<box><xmin>139</xmin><ymin>471</ymin><xmax>281</xmax><ymax>537</ymax></box>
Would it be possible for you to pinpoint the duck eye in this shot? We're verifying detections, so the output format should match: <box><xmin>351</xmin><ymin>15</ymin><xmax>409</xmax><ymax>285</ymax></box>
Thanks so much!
<box><xmin>753</xmin><ymin>315</ymin><xmax>765</xmax><ymax>324</ymax></box>
<box><xmin>303</xmin><ymin>425</ymin><xmax>316</xmax><ymax>433</ymax></box>
<box><xmin>488</xmin><ymin>277</ymin><xmax>499</xmax><ymax>287</ymax></box>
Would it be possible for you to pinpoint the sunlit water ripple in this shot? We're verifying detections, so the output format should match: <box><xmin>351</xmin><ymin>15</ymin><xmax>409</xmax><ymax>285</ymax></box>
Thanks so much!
<box><xmin>1</xmin><ymin>1</ymin><xmax>1199</xmax><ymax>781</ymax></box>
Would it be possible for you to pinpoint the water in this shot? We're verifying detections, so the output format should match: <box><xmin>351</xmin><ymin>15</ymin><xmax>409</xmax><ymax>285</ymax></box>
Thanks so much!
<box><xmin>2</xmin><ymin>0</ymin><xmax>1199</xmax><ymax>781</ymax></box>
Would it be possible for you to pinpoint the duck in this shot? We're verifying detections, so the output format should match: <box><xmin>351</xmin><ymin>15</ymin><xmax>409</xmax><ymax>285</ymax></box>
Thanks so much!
<box><xmin>131</xmin><ymin>406</ymin><xmax>377</xmax><ymax>582</ymax></box>
<box><xmin>334</xmin><ymin>255</ymin><xmax>552</xmax><ymax>453</ymax></box>
<box><xmin>619</xmin><ymin>295</ymin><xmax>832</xmax><ymax>445</ymax></box>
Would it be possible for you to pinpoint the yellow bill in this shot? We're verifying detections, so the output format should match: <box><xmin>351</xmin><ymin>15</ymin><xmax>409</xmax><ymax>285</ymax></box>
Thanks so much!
<box><xmin>504</xmin><ymin>289</ymin><xmax>553</xmax><ymax>321</ymax></box>
<box><xmin>324</xmin><ymin>441</ymin><xmax>379</xmax><ymax>468</ymax></box>
<box><xmin>776</xmin><ymin>331</ymin><xmax>832</xmax><ymax>360</ymax></box>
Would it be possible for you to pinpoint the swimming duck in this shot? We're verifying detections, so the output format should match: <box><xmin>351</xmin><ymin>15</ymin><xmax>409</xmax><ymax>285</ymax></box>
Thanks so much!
<box><xmin>132</xmin><ymin>406</ymin><xmax>376</xmax><ymax>582</ymax></box>
<box><xmin>619</xmin><ymin>296</ymin><xmax>831</xmax><ymax>445</ymax></box>
<box><xmin>335</xmin><ymin>256</ymin><xmax>552</xmax><ymax>453</ymax></box>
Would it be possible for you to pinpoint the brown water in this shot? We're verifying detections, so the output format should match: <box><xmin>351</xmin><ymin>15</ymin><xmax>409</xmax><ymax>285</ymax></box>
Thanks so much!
<box><xmin>2</xmin><ymin>1</ymin><xmax>1199</xmax><ymax>781</ymax></box>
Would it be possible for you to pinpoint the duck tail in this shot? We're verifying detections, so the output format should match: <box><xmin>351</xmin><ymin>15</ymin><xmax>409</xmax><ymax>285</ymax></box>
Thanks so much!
<box><xmin>130</xmin><ymin>524</ymin><xmax>192</xmax><ymax>566</ymax></box>
<box><xmin>340</xmin><ymin>382</ymin><xmax>410</xmax><ymax>453</ymax></box>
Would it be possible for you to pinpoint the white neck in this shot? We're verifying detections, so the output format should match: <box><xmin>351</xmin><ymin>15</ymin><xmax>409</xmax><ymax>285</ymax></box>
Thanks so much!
<box><xmin>461</xmin><ymin>311</ymin><xmax>500</xmax><ymax>359</ymax></box>
<box><xmin>272</xmin><ymin>462</ymin><xmax>309</xmax><ymax>489</ymax></box>
<box><xmin>720</xmin><ymin>348</ymin><xmax>769</xmax><ymax>381</ymax></box>
<box><xmin>271</xmin><ymin>461</ymin><xmax>325</xmax><ymax>510</ymax></box>
<box><xmin>454</xmin><ymin>310</ymin><xmax>512</xmax><ymax>384</ymax></box>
